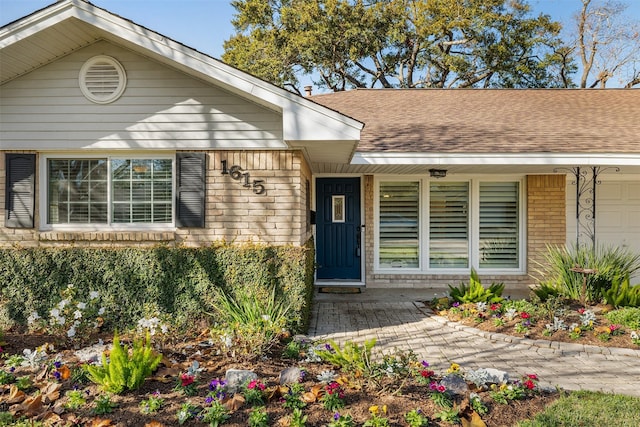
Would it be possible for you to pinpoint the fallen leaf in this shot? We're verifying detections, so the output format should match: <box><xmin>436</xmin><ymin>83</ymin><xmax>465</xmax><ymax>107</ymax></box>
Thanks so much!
<box><xmin>91</xmin><ymin>417</ymin><xmax>114</xmax><ymax>427</ymax></box>
<box><xmin>144</xmin><ymin>421</ymin><xmax>165</xmax><ymax>427</ymax></box>
<box><xmin>223</xmin><ymin>393</ymin><xmax>245</xmax><ymax>411</ymax></box>
<box><xmin>57</xmin><ymin>365</ymin><xmax>71</xmax><ymax>380</ymax></box>
<box><xmin>11</xmin><ymin>394</ymin><xmax>44</xmax><ymax>418</ymax></box>
<box><xmin>461</xmin><ymin>411</ymin><xmax>487</xmax><ymax>427</ymax></box>
<box><xmin>301</xmin><ymin>391</ymin><xmax>318</xmax><ymax>403</ymax></box>
<box><xmin>5</xmin><ymin>385</ymin><xmax>26</xmax><ymax>404</ymax></box>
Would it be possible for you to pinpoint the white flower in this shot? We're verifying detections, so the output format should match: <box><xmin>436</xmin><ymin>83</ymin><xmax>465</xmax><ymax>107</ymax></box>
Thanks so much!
<box><xmin>67</xmin><ymin>283</ymin><xmax>74</xmax><ymax>289</ymax></box>
<box><xmin>631</xmin><ymin>331</ymin><xmax>639</xmax><ymax>339</ymax></box>
<box><xmin>89</xmin><ymin>291</ymin><xmax>100</xmax><ymax>300</ymax></box>
<box><xmin>98</xmin><ymin>307</ymin><xmax>105</xmax><ymax>315</ymax></box>
<box><xmin>316</xmin><ymin>370</ymin><xmax>337</xmax><ymax>383</ymax></box>
<box><xmin>67</xmin><ymin>327</ymin><xmax>76</xmax><ymax>338</ymax></box>
<box><xmin>50</xmin><ymin>308</ymin><xmax>60</xmax><ymax>318</ymax></box>
<box><xmin>57</xmin><ymin>299</ymin><xmax>70</xmax><ymax>310</ymax></box>
<box><xmin>73</xmin><ymin>310</ymin><xmax>83</xmax><ymax>320</ymax></box>
<box><xmin>261</xmin><ymin>314</ymin><xmax>271</xmax><ymax>321</ymax></box>
<box><xmin>77</xmin><ymin>302</ymin><xmax>86</xmax><ymax>310</ymax></box>
<box><xmin>27</xmin><ymin>312</ymin><xmax>41</xmax><ymax>325</ymax></box>
<box><xmin>57</xmin><ymin>316</ymin><xmax>66</xmax><ymax>325</ymax></box>
<box><xmin>160</xmin><ymin>324</ymin><xmax>168</xmax><ymax>334</ymax></box>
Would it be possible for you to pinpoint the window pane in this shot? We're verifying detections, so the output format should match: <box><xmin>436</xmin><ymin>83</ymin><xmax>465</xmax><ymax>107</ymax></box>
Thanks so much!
<box><xmin>479</xmin><ymin>182</ymin><xmax>519</xmax><ymax>268</ymax></box>
<box><xmin>379</xmin><ymin>182</ymin><xmax>419</xmax><ymax>268</ymax></box>
<box><xmin>430</xmin><ymin>182</ymin><xmax>469</xmax><ymax>268</ymax></box>
<box><xmin>111</xmin><ymin>158</ymin><xmax>172</xmax><ymax>223</ymax></box>
<box><xmin>48</xmin><ymin>159</ymin><xmax>107</xmax><ymax>224</ymax></box>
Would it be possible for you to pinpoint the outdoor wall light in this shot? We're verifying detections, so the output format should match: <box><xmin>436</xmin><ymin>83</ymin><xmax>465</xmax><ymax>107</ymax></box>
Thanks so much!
<box><xmin>429</xmin><ymin>169</ymin><xmax>447</xmax><ymax>178</ymax></box>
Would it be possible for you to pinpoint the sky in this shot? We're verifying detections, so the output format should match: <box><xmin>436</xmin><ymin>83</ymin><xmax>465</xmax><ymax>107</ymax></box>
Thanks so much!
<box><xmin>2</xmin><ymin>0</ymin><xmax>640</xmax><ymax>89</ymax></box>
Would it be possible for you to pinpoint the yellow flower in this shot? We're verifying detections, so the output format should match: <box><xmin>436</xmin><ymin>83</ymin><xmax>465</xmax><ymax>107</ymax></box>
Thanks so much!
<box><xmin>447</xmin><ymin>362</ymin><xmax>460</xmax><ymax>373</ymax></box>
<box><xmin>369</xmin><ymin>405</ymin><xmax>379</xmax><ymax>415</ymax></box>
<box><xmin>382</xmin><ymin>405</ymin><xmax>387</xmax><ymax>414</ymax></box>
<box><xmin>499</xmin><ymin>383</ymin><xmax>508</xmax><ymax>391</ymax></box>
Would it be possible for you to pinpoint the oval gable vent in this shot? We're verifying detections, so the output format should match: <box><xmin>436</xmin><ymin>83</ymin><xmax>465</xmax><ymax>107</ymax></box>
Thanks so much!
<box><xmin>79</xmin><ymin>55</ymin><xmax>126</xmax><ymax>104</ymax></box>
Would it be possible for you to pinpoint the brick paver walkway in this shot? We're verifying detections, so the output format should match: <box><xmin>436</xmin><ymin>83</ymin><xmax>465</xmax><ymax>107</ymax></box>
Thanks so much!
<box><xmin>308</xmin><ymin>300</ymin><xmax>640</xmax><ymax>397</ymax></box>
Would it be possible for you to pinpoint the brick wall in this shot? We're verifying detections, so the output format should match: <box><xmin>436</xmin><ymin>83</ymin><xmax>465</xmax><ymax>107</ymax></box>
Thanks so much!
<box><xmin>526</xmin><ymin>174</ymin><xmax>566</xmax><ymax>275</ymax></box>
<box><xmin>0</xmin><ymin>150</ymin><xmax>310</xmax><ymax>248</ymax></box>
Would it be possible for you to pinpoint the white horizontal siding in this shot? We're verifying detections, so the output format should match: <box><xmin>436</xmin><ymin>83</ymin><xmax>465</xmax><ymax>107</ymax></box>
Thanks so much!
<box><xmin>0</xmin><ymin>41</ymin><xmax>284</xmax><ymax>150</ymax></box>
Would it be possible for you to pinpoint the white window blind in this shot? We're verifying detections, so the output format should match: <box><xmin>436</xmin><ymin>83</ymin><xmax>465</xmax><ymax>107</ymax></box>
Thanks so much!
<box><xmin>379</xmin><ymin>182</ymin><xmax>420</xmax><ymax>268</ymax></box>
<box><xmin>479</xmin><ymin>182</ymin><xmax>519</xmax><ymax>268</ymax></box>
<box><xmin>429</xmin><ymin>182</ymin><xmax>469</xmax><ymax>268</ymax></box>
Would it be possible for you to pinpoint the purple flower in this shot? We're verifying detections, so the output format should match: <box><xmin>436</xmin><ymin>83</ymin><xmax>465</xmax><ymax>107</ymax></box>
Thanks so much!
<box><xmin>205</xmin><ymin>396</ymin><xmax>214</xmax><ymax>404</ymax></box>
<box><xmin>452</xmin><ymin>302</ymin><xmax>460</xmax><ymax>307</ymax></box>
<box><xmin>421</xmin><ymin>360</ymin><xmax>430</xmax><ymax>368</ymax></box>
<box><xmin>54</xmin><ymin>361</ymin><xmax>62</xmax><ymax>369</ymax></box>
<box><xmin>53</xmin><ymin>371</ymin><xmax>61</xmax><ymax>380</ymax></box>
<box><xmin>9</xmin><ymin>367</ymin><xmax>15</xmax><ymax>373</ymax></box>
<box><xmin>208</xmin><ymin>379</ymin><xmax>226</xmax><ymax>391</ymax></box>
<box><xmin>334</xmin><ymin>413</ymin><xmax>340</xmax><ymax>420</ymax></box>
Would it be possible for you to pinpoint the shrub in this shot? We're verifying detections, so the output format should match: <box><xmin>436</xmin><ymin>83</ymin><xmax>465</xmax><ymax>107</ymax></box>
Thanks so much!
<box><xmin>533</xmin><ymin>244</ymin><xmax>640</xmax><ymax>304</ymax></box>
<box><xmin>86</xmin><ymin>333</ymin><xmax>161</xmax><ymax>394</ymax></box>
<box><xmin>603</xmin><ymin>276</ymin><xmax>640</xmax><ymax>308</ymax></box>
<box><xmin>0</xmin><ymin>240</ymin><xmax>315</xmax><ymax>333</ymax></box>
<box><xmin>316</xmin><ymin>339</ymin><xmax>376</xmax><ymax>376</ymax></box>
<box><xmin>448</xmin><ymin>269</ymin><xmax>504</xmax><ymax>303</ymax></box>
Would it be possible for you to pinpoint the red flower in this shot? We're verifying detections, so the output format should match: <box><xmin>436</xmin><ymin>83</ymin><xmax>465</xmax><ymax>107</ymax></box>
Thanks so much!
<box><xmin>180</xmin><ymin>374</ymin><xmax>194</xmax><ymax>387</ymax></box>
<box><xmin>490</xmin><ymin>303</ymin><xmax>501</xmax><ymax>311</ymax></box>
<box><xmin>520</xmin><ymin>312</ymin><xmax>530</xmax><ymax>319</ymax></box>
<box><xmin>524</xmin><ymin>380</ymin><xmax>535</xmax><ymax>390</ymax></box>
<box><xmin>437</xmin><ymin>385</ymin><xmax>446</xmax><ymax>393</ymax></box>
<box><xmin>527</xmin><ymin>374</ymin><xmax>538</xmax><ymax>380</ymax></box>
<box><xmin>420</xmin><ymin>370</ymin><xmax>434</xmax><ymax>378</ymax></box>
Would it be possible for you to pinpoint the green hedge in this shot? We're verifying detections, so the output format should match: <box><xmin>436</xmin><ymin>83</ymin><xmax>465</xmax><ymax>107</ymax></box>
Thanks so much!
<box><xmin>0</xmin><ymin>239</ymin><xmax>315</xmax><ymax>334</ymax></box>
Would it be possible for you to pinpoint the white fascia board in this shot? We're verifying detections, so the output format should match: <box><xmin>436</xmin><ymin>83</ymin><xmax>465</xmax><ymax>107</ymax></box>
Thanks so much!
<box><xmin>352</xmin><ymin>152</ymin><xmax>640</xmax><ymax>166</ymax></box>
<box><xmin>0</xmin><ymin>2</ymin><xmax>76</xmax><ymax>47</ymax></box>
<box><xmin>69</xmin><ymin>1</ymin><xmax>363</xmax><ymax>142</ymax></box>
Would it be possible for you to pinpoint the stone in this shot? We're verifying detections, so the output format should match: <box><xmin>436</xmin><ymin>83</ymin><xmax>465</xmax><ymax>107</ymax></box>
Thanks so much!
<box><xmin>225</xmin><ymin>369</ymin><xmax>257</xmax><ymax>393</ymax></box>
<box><xmin>480</xmin><ymin>368</ymin><xmax>510</xmax><ymax>385</ymax></box>
<box><xmin>279</xmin><ymin>366</ymin><xmax>303</xmax><ymax>385</ymax></box>
<box><xmin>441</xmin><ymin>374</ymin><xmax>469</xmax><ymax>396</ymax></box>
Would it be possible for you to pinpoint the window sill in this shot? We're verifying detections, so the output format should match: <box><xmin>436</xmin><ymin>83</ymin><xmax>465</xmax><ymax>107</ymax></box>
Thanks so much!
<box><xmin>38</xmin><ymin>230</ymin><xmax>176</xmax><ymax>242</ymax></box>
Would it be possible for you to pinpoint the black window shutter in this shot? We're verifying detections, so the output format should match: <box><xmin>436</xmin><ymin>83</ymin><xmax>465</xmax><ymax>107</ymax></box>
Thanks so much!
<box><xmin>5</xmin><ymin>154</ymin><xmax>36</xmax><ymax>228</ymax></box>
<box><xmin>176</xmin><ymin>153</ymin><xmax>206</xmax><ymax>227</ymax></box>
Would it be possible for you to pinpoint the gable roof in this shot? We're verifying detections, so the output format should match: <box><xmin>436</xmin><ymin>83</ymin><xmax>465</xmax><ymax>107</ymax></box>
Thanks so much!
<box><xmin>0</xmin><ymin>0</ymin><xmax>362</xmax><ymax>163</ymax></box>
<box><xmin>311</xmin><ymin>88</ymin><xmax>640</xmax><ymax>174</ymax></box>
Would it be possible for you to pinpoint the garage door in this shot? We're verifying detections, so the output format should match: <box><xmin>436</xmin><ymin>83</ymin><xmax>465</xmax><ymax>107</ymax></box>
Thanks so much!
<box><xmin>596</xmin><ymin>180</ymin><xmax>640</xmax><ymax>281</ymax></box>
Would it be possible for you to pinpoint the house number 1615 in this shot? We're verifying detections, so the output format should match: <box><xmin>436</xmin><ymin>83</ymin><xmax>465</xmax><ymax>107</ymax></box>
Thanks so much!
<box><xmin>220</xmin><ymin>160</ymin><xmax>266</xmax><ymax>195</ymax></box>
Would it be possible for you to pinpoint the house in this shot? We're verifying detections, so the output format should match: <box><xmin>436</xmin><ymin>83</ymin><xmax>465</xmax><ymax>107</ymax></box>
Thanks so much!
<box><xmin>2</xmin><ymin>0</ymin><xmax>639</xmax><ymax>291</ymax></box>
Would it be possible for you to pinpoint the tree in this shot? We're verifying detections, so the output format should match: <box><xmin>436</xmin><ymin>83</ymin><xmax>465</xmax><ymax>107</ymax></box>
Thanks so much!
<box><xmin>223</xmin><ymin>0</ymin><xmax>569</xmax><ymax>92</ymax></box>
<box><xmin>570</xmin><ymin>0</ymin><xmax>640</xmax><ymax>88</ymax></box>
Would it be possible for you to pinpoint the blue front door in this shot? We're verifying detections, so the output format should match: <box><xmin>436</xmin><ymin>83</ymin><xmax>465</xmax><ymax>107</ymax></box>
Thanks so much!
<box><xmin>316</xmin><ymin>178</ymin><xmax>361</xmax><ymax>280</ymax></box>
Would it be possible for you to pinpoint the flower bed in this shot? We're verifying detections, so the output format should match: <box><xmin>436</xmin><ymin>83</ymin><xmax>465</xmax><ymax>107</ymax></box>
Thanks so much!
<box><xmin>431</xmin><ymin>299</ymin><xmax>640</xmax><ymax>350</ymax></box>
<box><xmin>0</xmin><ymin>332</ymin><xmax>558</xmax><ymax>427</ymax></box>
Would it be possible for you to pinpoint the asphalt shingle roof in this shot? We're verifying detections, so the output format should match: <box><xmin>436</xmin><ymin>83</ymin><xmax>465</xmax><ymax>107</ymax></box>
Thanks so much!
<box><xmin>310</xmin><ymin>89</ymin><xmax>640</xmax><ymax>154</ymax></box>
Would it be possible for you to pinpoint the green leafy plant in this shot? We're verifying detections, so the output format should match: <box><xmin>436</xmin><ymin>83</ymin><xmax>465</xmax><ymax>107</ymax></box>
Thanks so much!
<box><xmin>200</xmin><ymin>399</ymin><xmax>230</xmax><ymax>427</ymax></box>
<box><xmin>177</xmin><ymin>402</ymin><xmax>200</xmax><ymax>425</ymax></box>
<box><xmin>65</xmin><ymin>389</ymin><xmax>87</xmax><ymax>410</ymax></box>
<box><xmin>363</xmin><ymin>405</ymin><xmax>389</xmax><ymax>427</ymax></box>
<box><xmin>15</xmin><ymin>376</ymin><xmax>32</xmax><ymax>392</ymax></box>
<box><xmin>248</xmin><ymin>406</ymin><xmax>269</xmax><ymax>427</ymax></box>
<box><xmin>533</xmin><ymin>244</ymin><xmax>640</xmax><ymax>304</ymax></box>
<box><xmin>328</xmin><ymin>413</ymin><xmax>356</xmax><ymax>427</ymax></box>
<box><xmin>605</xmin><ymin>307</ymin><xmax>640</xmax><ymax>329</ymax></box>
<box><xmin>86</xmin><ymin>332</ymin><xmax>161</xmax><ymax>394</ymax></box>
<box><xmin>448</xmin><ymin>268</ymin><xmax>504</xmax><ymax>303</ymax></box>
<box><xmin>290</xmin><ymin>407</ymin><xmax>308</xmax><ymax>427</ymax></box>
<box><xmin>210</xmin><ymin>285</ymin><xmax>292</xmax><ymax>360</ymax></box>
<box><xmin>282</xmin><ymin>383</ymin><xmax>306</xmax><ymax>410</ymax></box>
<box><xmin>315</xmin><ymin>339</ymin><xmax>376</xmax><ymax>377</ymax></box>
<box><xmin>603</xmin><ymin>275</ymin><xmax>640</xmax><ymax>308</ymax></box>
<box><xmin>434</xmin><ymin>408</ymin><xmax>460</xmax><ymax>423</ymax></box>
<box><xmin>404</xmin><ymin>409</ymin><xmax>429</xmax><ymax>427</ymax></box>
<box><xmin>0</xmin><ymin>370</ymin><xmax>15</xmax><ymax>385</ymax></box>
<box><xmin>93</xmin><ymin>393</ymin><xmax>118</xmax><ymax>415</ymax></box>
<box><xmin>139</xmin><ymin>391</ymin><xmax>164</xmax><ymax>414</ymax></box>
